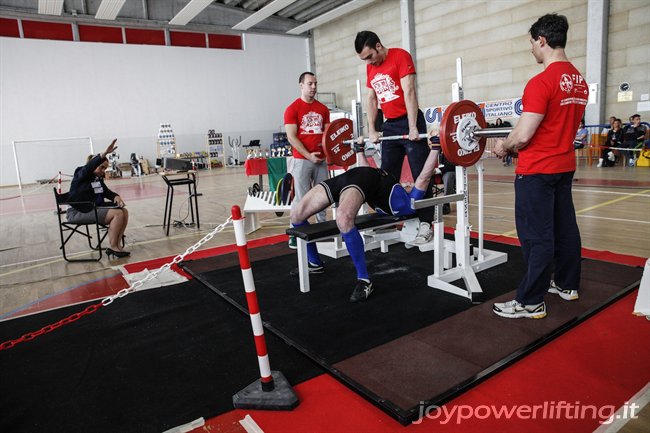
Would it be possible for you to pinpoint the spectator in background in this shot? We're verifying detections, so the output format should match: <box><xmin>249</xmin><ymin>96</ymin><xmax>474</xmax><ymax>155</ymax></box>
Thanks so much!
<box><xmin>574</xmin><ymin>120</ymin><xmax>588</xmax><ymax>149</ymax></box>
<box><xmin>284</xmin><ymin>71</ymin><xmax>330</xmax><ymax>249</ymax></box>
<box><xmin>622</xmin><ymin>114</ymin><xmax>648</xmax><ymax>167</ymax></box>
<box><xmin>130</xmin><ymin>153</ymin><xmax>142</xmax><ymax>177</ymax></box>
<box><xmin>598</xmin><ymin>118</ymin><xmax>623</xmax><ymax>167</ymax></box>
<box><xmin>601</xmin><ymin>116</ymin><xmax>616</xmax><ymax>135</ymax></box>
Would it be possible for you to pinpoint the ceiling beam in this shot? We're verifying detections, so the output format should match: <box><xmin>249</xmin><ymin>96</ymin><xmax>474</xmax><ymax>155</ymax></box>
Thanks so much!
<box><xmin>95</xmin><ymin>0</ymin><xmax>127</xmax><ymax>20</ymax></box>
<box><xmin>276</xmin><ymin>0</ymin><xmax>314</xmax><ymax>18</ymax></box>
<box><xmin>286</xmin><ymin>0</ymin><xmax>374</xmax><ymax>35</ymax></box>
<box><xmin>293</xmin><ymin>0</ymin><xmax>345</xmax><ymax>22</ymax></box>
<box><xmin>232</xmin><ymin>0</ymin><xmax>296</xmax><ymax>31</ymax></box>
<box><xmin>241</xmin><ymin>0</ymin><xmax>272</xmax><ymax>8</ymax></box>
<box><xmin>169</xmin><ymin>0</ymin><xmax>214</xmax><ymax>26</ymax></box>
<box><xmin>38</xmin><ymin>0</ymin><xmax>64</xmax><ymax>15</ymax></box>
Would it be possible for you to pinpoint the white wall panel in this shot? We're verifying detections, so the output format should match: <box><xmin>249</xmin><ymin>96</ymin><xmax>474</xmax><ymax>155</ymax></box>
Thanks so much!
<box><xmin>0</xmin><ymin>34</ymin><xmax>309</xmax><ymax>185</ymax></box>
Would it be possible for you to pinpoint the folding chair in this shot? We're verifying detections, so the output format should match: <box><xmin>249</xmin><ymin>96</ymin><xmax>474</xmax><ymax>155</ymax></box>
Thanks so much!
<box><xmin>53</xmin><ymin>187</ymin><xmax>109</xmax><ymax>262</ymax></box>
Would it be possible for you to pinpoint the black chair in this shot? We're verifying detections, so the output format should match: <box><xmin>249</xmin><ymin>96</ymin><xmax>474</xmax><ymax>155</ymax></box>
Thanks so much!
<box><xmin>53</xmin><ymin>187</ymin><xmax>109</xmax><ymax>262</ymax></box>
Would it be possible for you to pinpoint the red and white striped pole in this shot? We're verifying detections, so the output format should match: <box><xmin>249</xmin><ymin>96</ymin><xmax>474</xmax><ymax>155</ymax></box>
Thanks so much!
<box><xmin>57</xmin><ymin>171</ymin><xmax>62</xmax><ymax>194</ymax></box>
<box><xmin>231</xmin><ymin>205</ymin><xmax>274</xmax><ymax>392</ymax></box>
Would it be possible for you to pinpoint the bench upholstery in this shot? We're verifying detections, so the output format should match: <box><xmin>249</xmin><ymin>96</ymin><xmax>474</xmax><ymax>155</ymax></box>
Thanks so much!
<box><xmin>286</xmin><ymin>213</ymin><xmax>415</xmax><ymax>242</ymax></box>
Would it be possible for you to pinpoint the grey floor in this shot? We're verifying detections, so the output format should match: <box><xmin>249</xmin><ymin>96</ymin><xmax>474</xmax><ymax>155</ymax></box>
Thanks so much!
<box><xmin>0</xmin><ymin>158</ymin><xmax>648</xmax><ymax>317</ymax></box>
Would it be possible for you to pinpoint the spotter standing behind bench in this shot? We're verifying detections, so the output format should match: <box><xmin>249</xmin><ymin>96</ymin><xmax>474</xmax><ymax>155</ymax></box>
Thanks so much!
<box><xmin>290</xmin><ymin>138</ymin><xmax>441</xmax><ymax>302</ymax></box>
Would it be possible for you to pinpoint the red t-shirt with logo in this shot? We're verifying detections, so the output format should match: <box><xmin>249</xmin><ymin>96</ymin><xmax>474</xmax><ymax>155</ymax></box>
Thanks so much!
<box><xmin>284</xmin><ymin>98</ymin><xmax>330</xmax><ymax>160</ymax></box>
<box><xmin>517</xmin><ymin>61</ymin><xmax>588</xmax><ymax>174</ymax></box>
<box><xmin>366</xmin><ymin>48</ymin><xmax>416</xmax><ymax>119</ymax></box>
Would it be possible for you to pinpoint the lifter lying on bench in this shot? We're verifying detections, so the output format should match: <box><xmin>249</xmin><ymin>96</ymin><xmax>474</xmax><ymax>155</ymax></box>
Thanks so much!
<box><xmin>288</xmin><ymin>138</ymin><xmax>441</xmax><ymax>303</ymax></box>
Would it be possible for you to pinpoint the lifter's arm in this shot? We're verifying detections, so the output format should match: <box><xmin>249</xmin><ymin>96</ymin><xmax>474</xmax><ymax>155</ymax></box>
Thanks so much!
<box><xmin>354</xmin><ymin>137</ymin><xmax>370</xmax><ymax>167</ymax></box>
<box><xmin>413</xmin><ymin>147</ymin><xmax>440</xmax><ymax>192</ymax></box>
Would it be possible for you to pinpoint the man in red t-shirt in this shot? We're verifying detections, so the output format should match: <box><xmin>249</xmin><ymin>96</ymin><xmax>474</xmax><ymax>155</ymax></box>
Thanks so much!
<box><xmin>284</xmin><ymin>72</ymin><xmax>330</xmax><ymax>248</ymax></box>
<box><xmin>493</xmin><ymin>14</ymin><xmax>588</xmax><ymax>319</ymax></box>
<box><xmin>355</xmin><ymin>31</ymin><xmax>434</xmax><ymax>245</ymax></box>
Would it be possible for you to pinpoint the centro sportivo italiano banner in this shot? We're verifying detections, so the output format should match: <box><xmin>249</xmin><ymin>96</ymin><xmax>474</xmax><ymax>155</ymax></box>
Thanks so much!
<box><xmin>424</xmin><ymin>98</ymin><xmax>523</xmax><ymax>125</ymax></box>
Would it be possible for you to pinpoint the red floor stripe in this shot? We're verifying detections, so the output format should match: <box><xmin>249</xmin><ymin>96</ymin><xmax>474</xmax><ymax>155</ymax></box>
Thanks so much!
<box><xmin>122</xmin><ymin>234</ymin><xmax>288</xmax><ymax>276</ymax></box>
<box><xmin>199</xmin><ymin>290</ymin><xmax>650</xmax><ymax>433</ymax></box>
<box><xmin>3</xmin><ymin>274</ymin><xmax>129</xmax><ymax>320</ymax></box>
<box><xmin>468</xmin><ymin>173</ymin><xmax>650</xmax><ymax>188</ymax></box>
<box><xmin>6</xmin><ymin>230</ymin><xmax>646</xmax><ymax>431</ymax></box>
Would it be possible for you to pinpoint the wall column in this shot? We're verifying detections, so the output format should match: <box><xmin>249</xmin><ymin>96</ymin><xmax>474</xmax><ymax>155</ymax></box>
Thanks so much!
<box><xmin>400</xmin><ymin>0</ymin><xmax>415</xmax><ymax>57</ymax></box>
<box><xmin>584</xmin><ymin>0</ymin><xmax>609</xmax><ymax>125</ymax></box>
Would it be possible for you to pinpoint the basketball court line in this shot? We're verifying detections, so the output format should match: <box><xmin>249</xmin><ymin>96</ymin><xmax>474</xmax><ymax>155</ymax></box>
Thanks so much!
<box><xmin>501</xmin><ymin>189</ymin><xmax>650</xmax><ymax>237</ymax></box>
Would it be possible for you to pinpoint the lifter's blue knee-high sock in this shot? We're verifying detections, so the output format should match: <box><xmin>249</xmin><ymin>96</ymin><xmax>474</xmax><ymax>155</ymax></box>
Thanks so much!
<box><xmin>292</xmin><ymin>221</ymin><xmax>322</xmax><ymax>265</ymax></box>
<box><xmin>341</xmin><ymin>227</ymin><xmax>369</xmax><ymax>280</ymax></box>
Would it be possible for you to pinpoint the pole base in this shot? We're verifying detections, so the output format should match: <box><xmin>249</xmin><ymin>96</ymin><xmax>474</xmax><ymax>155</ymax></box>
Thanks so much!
<box><xmin>232</xmin><ymin>371</ymin><xmax>299</xmax><ymax>411</ymax></box>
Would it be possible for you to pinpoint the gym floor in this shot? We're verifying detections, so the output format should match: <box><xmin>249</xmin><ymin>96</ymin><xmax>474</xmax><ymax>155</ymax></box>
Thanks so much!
<box><xmin>0</xmin><ymin>157</ymin><xmax>648</xmax><ymax>318</ymax></box>
<box><xmin>0</xmin><ymin>156</ymin><xmax>649</xmax><ymax>432</ymax></box>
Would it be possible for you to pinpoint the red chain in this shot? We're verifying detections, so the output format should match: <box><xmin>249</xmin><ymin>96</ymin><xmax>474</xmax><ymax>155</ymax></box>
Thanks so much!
<box><xmin>0</xmin><ymin>302</ymin><xmax>104</xmax><ymax>351</ymax></box>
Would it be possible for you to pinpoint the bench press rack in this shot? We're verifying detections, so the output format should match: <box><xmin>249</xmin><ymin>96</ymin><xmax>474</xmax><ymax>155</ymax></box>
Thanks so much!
<box><xmin>286</xmin><ymin>57</ymin><xmax>508</xmax><ymax>302</ymax></box>
<box><xmin>286</xmin><ymin>162</ymin><xmax>508</xmax><ymax>302</ymax></box>
<box><xmin>411</xmin><ymin>161</ymin><xmax>508</xmax><ymax>303</ymax></box>
<box><xmin>287</xmin><ymin>213</ymin><xmax>417</xmax><ymax>293</ymax></box>
<box><xmin>243</xmin><ymin>189</ymin><xmax>292</xmax><ymax>234</ymax></box>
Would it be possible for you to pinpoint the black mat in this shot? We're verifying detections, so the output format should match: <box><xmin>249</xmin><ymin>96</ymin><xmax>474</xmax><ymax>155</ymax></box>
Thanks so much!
<box><xmin>181</xmin><ymin>239</ymin><xmax>643</xmax><ymax>424</ymax></box>
<box><xmin>0</xmin><ymin>280</ymin><xmax>322</xmax><ymax>433</ymax></box>
<box><xmin>183</xmin><ymin>240</ymin><xmax>525</xmax><ymax>362</ymax></box>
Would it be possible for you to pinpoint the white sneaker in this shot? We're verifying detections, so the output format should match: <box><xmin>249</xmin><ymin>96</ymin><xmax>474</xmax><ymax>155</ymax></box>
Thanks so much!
<box><xmin>596</xmin><ymin>159</ymin><xmax>603</xmax><ymax>168</ymax></box>
<box><xmin>607</xmin><ymin>151</ymin><xmax>615</xmax><ymax>162</ymax></box>
<box><xmin>412</xmin><ymin>222</ymin><xmax>433</xmax><ymax>245</ymax></box>
<box><xmin>493</xmin><ymin>299</ymin><xmax>547</xmax><ymax>319</ymax></box>
<box><xmin>629</xmin><ymin>158</ymin><xmax>635</xmax><ymax>167</ymax></box>
<box><xmin>548</xmin><ymin>280</ymin><xmax>579</xmax><ymax>301</ymax></box>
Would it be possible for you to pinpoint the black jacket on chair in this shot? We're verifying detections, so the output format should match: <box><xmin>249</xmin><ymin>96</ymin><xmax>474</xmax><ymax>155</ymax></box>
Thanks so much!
<box><xmin>68</xmin><ymin>154</ymin><xmax>118</xmax><ymax>213</ymax></box>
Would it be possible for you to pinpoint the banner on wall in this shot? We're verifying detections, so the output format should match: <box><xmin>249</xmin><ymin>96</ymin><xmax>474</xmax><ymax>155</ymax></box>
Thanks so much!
<box><xmin>424</xmin><ymin>97</ymin><xmax>524</xmax><ymax>126</ymax></box>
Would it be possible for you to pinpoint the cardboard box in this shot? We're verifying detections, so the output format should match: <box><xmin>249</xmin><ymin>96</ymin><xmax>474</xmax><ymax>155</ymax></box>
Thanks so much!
<box><xmin>118</xmin><ymin>163</ymin><xmax>132</xmax><ymax>177</ymax></box>
<box><xmin>140</xmin><ymin>159</ymin><xmax>152</xmax><ymax>174</ymax></box>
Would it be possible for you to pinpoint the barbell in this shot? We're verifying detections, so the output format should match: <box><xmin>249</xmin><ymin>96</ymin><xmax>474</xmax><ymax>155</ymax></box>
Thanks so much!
<box><xmin>342</xmin><ymin>133</ymin><xmax>428</xmax><ymax>145</ymax></box>
<box><xmin>322</xmin><ymin>100</ymin><xmax>513</xmax><ymax>167</ymax></box>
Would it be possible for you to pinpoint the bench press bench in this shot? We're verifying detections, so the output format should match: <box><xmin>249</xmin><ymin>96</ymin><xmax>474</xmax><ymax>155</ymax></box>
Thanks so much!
<box><xmin>286</xmin><ymin>213</ymin><xmax>417</xmax><ymax>293</ymax></box>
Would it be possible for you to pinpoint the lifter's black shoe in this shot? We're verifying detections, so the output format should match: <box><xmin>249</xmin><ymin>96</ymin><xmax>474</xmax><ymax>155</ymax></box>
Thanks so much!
<box><xmin>349</xmin><ymin>279</ymin><xmax>373</xmax><ymax>303</ymax></box>
<box><xmin>289</xmin><ymin>262</ymin><xmax>324</xmax><ymax>277</ymax></box>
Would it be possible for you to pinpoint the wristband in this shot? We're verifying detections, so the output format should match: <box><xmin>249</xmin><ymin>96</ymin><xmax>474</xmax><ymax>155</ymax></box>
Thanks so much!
<box><xmin>429</xmin><ymin>136</ymin><xmax>441</xmax><ymax>150</ymax></box>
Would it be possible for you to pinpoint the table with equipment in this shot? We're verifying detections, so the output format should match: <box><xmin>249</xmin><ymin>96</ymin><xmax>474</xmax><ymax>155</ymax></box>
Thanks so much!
<box><xmin>244</xmin><ymin>157</ymin><xmax>289</xmax><ymax>191</ymax></box>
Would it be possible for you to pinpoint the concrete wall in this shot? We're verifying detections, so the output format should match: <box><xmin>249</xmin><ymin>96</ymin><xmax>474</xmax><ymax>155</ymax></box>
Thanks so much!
<box><xmin>313</xmin><ymin>0</ymin><xmax>649</xmax><ymax>125</ymax></box>
<box><xmin>606</xmin><ymin>0</ymin><xmax>650</xmax><ymax>120</ymax></box>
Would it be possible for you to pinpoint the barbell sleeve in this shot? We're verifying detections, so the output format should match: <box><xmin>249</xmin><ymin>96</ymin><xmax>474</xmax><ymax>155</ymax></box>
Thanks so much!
<box><xmin>471</xmin><ymin>127</ymin><xmax>513</xmax><ymax>138</ymax></box>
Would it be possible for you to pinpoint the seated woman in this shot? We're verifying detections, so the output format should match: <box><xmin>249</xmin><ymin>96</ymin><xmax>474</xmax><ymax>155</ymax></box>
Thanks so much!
<box><xmin>67</xmin><ymin>139</ymin><xmax>130</xmax><ymax>258</ymax></box>
<box><xmin>599</xmin><ymin>118</ymin><xmax>623</xmax><ymax>167</ymax></box>
<box><xmin>574</xmin><ymin>120</ymin><xmax>588</xmax><ymax>149</ymax></box>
